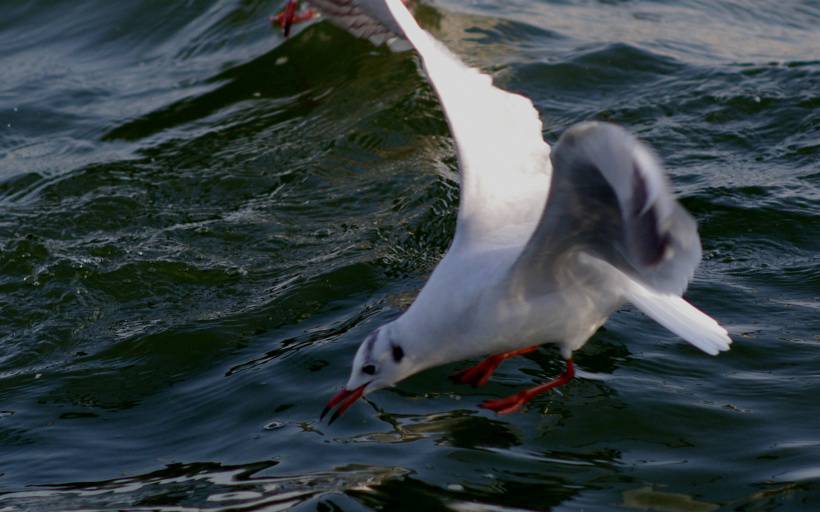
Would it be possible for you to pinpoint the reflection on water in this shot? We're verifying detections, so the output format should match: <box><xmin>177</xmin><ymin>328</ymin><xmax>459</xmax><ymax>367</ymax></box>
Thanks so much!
<box><xmin>0</xmin><ymin>460</ymin><xmax>409</xmax><ymax>511</ymax></box>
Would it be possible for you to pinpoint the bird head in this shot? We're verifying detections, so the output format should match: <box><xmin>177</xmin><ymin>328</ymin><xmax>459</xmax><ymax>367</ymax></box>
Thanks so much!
<box><xmin>321</xmin><ymin>323</ymin><xmax>415</xmax><ymax>423</ymax></box>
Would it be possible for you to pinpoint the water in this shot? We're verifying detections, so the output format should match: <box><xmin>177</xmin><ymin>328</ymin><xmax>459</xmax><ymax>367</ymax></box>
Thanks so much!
<box><xmin>0</xmin><ymin>0</ymin><xmax>818</xmax><ymax>510</ymax></box>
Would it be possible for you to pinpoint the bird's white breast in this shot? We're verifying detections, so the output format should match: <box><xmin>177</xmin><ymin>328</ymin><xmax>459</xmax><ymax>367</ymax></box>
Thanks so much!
<box><xmin>395</xmin><ymin>248</ymin><xmax>626</xmax><ymax>365</ymax></box>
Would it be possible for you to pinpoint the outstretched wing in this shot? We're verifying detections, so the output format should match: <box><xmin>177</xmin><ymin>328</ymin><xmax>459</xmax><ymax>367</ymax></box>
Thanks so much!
<box><xmin>308</xmin><ymin>0</ymin><xmax>408</xmax><ymax>48</ymax></box>
<box><xmin>382</xmin><ymin>0</ymin><xmax>551</xmax><ymax>252</ymax></box>
<box><xmin>512</xmin><ymin>121</ymin><xmax>701</xmax><ymax>295</ymax></box>
<box><xmin>311</xmin><ymin>0</ymin><xmax>552</xmax><ymax>252</ymax></box>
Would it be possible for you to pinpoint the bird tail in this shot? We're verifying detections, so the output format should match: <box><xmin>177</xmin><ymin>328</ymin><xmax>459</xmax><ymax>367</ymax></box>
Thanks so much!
<box><xmin>624</xmin><ymin>279</ymin><xmax>731</xmax><ymax>355</ymax></box>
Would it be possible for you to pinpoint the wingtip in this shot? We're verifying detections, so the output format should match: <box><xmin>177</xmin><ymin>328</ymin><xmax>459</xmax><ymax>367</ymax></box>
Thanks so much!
<box><xmin>701</xmin><ymin>326</ymin><xmax>732</xmax><ymax>356</ymax></box>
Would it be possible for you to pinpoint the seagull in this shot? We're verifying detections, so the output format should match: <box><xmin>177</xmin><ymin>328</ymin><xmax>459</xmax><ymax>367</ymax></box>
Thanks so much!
<box><xmin>312</xmin><ymin>0</ymin><xmax>732</xmax><ymax>422</ymax></box>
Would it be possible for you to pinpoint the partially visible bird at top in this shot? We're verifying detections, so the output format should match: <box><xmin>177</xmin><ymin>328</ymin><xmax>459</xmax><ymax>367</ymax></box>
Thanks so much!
<box><xmin>271</xmin><ymin>0</ymin><xmax>413</xmax><ymax>42</ymax></box>
<box><xmin>283</xmin><ymin>0</ymin><xmax>732</xmax><ymax>422</ymax></box>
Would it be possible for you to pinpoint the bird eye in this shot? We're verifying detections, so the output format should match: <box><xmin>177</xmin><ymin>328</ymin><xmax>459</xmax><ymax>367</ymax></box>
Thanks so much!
<box><xmin>392</xmin><ymin>345</ymin><xmax>404</xmax><ymax>363</ymax></box>
<box><xmin>362</xmin><ymin>364</ymin><xmax>376</xmax><ymax>375</ymax></box>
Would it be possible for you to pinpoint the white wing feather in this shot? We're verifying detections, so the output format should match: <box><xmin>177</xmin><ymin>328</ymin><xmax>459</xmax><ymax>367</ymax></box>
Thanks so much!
<box><xmin>382</xmin><ymin>0</ymin><xmax>552</xmax><ymax>252</ymax></box>
<box><xmin>625</xmin><ymin>279</ymin><xmax>731</xmax><ymax>355</ymax></box>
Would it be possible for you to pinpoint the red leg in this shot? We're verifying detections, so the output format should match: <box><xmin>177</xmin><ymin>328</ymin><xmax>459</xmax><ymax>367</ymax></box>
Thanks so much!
<box><xmin>450</xmin><ymin>345</ymin><xmax>539</xmax><ymax>387</ymax></box>
<box><xmin>480</xmin><ymin>359</ymin><xmax>575</xmax><ymax>415</ymax></box>
<box><xmin>271</xmin><ymin>0</ymin><xmax>300</xmax><ymax>37</ymax></box>
<box><xmin>283</xmin><ymin>0</ymin><xmax>298</xmax><ymax>36</ymax></box>
<box><xmin>271</xmin><ymin>1</ymin><xmax>318</xmax><ymax>37</ymax></box>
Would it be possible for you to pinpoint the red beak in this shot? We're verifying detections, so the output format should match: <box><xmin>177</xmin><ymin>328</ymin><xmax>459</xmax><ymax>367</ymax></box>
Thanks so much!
<box><xmin>320</xmin><ymin>383</ymin><xmax>368</xmax><ymax>424</ymax></box>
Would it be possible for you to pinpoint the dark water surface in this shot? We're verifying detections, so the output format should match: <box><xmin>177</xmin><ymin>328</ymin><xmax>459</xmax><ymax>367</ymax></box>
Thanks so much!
<box><xmin>1</xmin><ymin>0</ymin><xmax>819</xmax><ymax>510</ymax></box>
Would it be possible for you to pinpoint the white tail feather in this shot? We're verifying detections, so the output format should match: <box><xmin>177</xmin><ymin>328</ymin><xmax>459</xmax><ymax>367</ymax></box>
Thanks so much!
<box><xmin>625</xmin><ymin>280</ymin><xmax>731</xmax><ymax>355</ymax></box>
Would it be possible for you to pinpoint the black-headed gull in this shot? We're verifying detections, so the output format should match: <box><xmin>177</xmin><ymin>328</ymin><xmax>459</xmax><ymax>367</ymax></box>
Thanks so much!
<box><xmin>314</xmin><ymin>0</ymin><xmax>731</xmax><ymax>422</ymax></box>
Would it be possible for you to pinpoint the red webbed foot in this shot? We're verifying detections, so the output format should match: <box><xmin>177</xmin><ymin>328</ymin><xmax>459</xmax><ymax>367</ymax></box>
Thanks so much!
<box><xmin>450</xmin><ymin>345</ymin><xmax>539</xmax><ymax>387</ymax></box>
<box><xmin>479</xmin><ymin>359</ymin><xmax>575</xmax><ymax>415</ymax></box>
<box><xmin>480</xmin><ymin>391</ymin><xmax>531</xmax><ymax>415</ymax></box>
<box><xmin>450</xmin><ymin>356</ymin><xmax>503</xmax><ymax>387</ymax></box>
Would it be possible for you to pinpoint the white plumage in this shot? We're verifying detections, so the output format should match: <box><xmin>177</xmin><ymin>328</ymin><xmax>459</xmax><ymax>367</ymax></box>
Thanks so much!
<box><xmin>315</xmin><ymin>0</ymin><xmax>731</xmax><ymax>421</ymax></box>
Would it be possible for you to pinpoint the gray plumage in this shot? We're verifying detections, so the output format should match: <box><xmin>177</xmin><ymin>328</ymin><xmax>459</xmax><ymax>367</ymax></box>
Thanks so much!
<box><xmin>513</xmin><ymin>122</ymin><xmax>702</xmax><ymax>298</ymax></box>
<box><xmin>308</xmin><ymin>0</ymin><xmax>408</xmax><ymax>47</ymax></box>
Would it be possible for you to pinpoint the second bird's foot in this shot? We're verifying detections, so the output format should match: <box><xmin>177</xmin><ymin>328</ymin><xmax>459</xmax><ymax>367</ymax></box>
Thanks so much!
<box><xmin>479</xmin><ymin>359</ymin><xmax>576</xmax><ymax>415</ymax></box>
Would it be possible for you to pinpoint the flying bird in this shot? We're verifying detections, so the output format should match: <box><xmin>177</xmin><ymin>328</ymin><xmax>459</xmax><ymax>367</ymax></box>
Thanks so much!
<box><xmin>306</xmin><ymin>0</ymin><xmax>731</xmax><ymax>422</ymax></box>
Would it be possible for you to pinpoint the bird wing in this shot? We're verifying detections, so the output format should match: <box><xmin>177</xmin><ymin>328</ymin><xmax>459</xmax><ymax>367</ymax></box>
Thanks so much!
<box><xmin>512</xmin><ymin>122</ymin><xmax>701</xmax><ymax>295</ymax></box>
<box><xmin>510</xmin><ymin>122</ymin><xmax>730</xmax><ymax>353</ymax></box>
<box><xmin>383</xmin><ymin>0</ymin><xmax>552</xmax><ymax>252</ymax></box>
<box><xmin>307</xmin><ymin>0</ymin><xmax>409</xmax><ymax>48</ymax></box>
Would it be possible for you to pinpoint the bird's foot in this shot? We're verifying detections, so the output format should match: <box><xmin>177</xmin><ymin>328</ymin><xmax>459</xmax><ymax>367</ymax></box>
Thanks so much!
<box><xmin>479</xmin><ymin>359</ymin><xmax>575</xmax><ymax>415</ymax></box>
<box><xmin>450</xmin><ymin>356</ymin><xmax>503</xmax><ymax>387</ymax></box>
<box><xmin>450</xmin><ymin>345</ymin><xmax>539</xmax><ymax>387</ymax></box>
<box><xmin>271</xmin><ymin>0</ymin><xmax>316</xmax><ymax>37</ymax></box>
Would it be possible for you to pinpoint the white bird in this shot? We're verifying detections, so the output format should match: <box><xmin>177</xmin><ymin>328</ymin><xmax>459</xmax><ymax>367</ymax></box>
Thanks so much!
<box><xmin>316</xmin><ymin>0</ymin><xmax>732</xmax><ymax>423</ymax></box>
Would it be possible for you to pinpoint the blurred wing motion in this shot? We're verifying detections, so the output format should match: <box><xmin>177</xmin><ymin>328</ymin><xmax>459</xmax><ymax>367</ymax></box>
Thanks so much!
<box><xmin>308</xmin><ymin>0</ymin><xmax>409</xmax><ymax>48</ymax></box>
<box><xmin>512</xmin><ymin>122</ymin><xmax>730</xmax><ymax>354</ymax></box>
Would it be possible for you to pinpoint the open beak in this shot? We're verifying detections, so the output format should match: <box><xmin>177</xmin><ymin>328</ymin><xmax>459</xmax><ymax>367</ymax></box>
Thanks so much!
<box><xmin>320</xmin><ymin>382</ymin><xmax>369</xmax><ymax>424</ymax></box>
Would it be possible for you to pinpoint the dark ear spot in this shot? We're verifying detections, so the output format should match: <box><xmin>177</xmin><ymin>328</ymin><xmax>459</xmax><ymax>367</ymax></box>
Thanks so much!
<box><xmin>362</xmin><ymin>364</ymin><xmax>376</xmax><ymax>375</ymax></box>
<box><xmin>392</xmin><ymin>344</ymin><xmax>404</xmax><ymax>363</ymax></box>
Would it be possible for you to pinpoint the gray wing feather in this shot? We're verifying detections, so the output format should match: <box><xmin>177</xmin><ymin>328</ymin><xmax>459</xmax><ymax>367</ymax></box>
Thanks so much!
<box><xmin>512</xmin><ymin>122</ymin><xmax>702</xmax><ymax>295</ymax></box>
<box><xmin>308</xmin><ymin>0</ymin><xmax>409</xmax><ymax>48</ymax></box>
